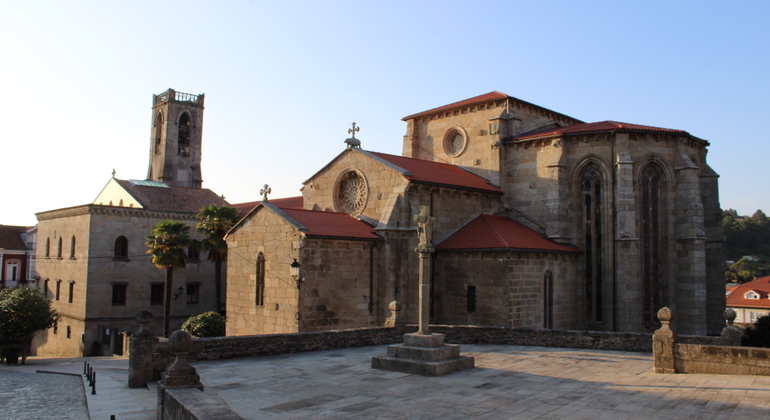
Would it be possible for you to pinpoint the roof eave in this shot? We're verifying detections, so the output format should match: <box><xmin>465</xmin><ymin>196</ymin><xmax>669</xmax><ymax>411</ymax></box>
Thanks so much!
<box><xmin>436</xmin><ymin>247</ymin><xmax>580</xmax><ymax>254</ymax></box>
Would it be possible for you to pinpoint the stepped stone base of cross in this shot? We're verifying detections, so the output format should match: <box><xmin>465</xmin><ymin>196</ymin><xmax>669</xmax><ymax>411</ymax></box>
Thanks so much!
<box><xmin>371</xmin><ymin>333</ymin><xmax>475</xmax><ymax>376</ymax></box>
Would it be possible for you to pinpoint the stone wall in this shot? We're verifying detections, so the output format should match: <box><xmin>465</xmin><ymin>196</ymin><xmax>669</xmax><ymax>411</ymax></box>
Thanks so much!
<box><xmin>675</xmin><ymin>344</ymin><xmax>770</xmax><ymax>375</ymax></box>
<box><xmin>162</xmin><ymin>388</ymin><xmax>243</xmax><ymax>420</ymax></box>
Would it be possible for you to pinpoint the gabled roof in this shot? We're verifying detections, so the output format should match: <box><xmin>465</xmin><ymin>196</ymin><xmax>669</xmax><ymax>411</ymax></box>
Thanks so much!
<box><xmin>282</xmin><ymin>208</ymin><xmax>380</xmax><ymax>241</ymax></box>
<box><xmin>0</xmin><ymin>225</ymin><xmax>31</xmax><ymax>251</ymax></box>
<box><xmin>368</xmin><ymin>152</ymin><xmax>502</xmax><ymax>194</ymax></box>
<box><xmin>114</xmin><ymin>179</ymin><xmax>228</xmax><ymax>213</ymax></box>
<box><xmin>402</xmin><ymin>91</ymin><xmax>582</xmax><ymax>124</ymax></box>
<box><xmin>232</xmin><ymin>196</ymin><xmax>303</xmax><ymax>215</ymax></box>
<box><xmin>727</xmin><ymin>276</ymin><xmax>770</xmax><ymax>309</ymax></box>
<box><xmin>437</xmin><ymin>214</ymin><xmax>579</xmax><ymax>253</ymax></box>
<box><xmin>514</xmin><ymin>121</ymin><xmax>692</xmax><ymax>141</ymax></box>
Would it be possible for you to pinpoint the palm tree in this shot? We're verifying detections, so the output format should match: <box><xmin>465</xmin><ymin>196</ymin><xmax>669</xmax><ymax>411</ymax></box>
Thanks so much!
<box><xmin>197</xmin><ymin>204</ymin><xmax>240</xmax><ymax>315</ymax></box>
<box><xmin>146</xmin><ymin>220</ymin><xmax>190</xmax><ymax>337</ymax></box>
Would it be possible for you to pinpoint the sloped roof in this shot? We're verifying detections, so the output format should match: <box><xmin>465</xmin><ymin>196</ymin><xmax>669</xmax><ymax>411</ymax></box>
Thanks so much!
<box><xmin>514</xmin><ymin>121</ymin><xmax>690</xmax><ymax>141</ymax></box>
<box><xmin>727</xmin><ymin>276</ymin><xmax>770</xmax><ymax>309</ymax></box>
<box><xmin>368</xmin><ymin>152</ymin><xmax>502</xmax><ymax>194</ymax></box>
<box><xmin>0</xmin><ymin>225</ymin><xmax>31</xmax><ymax>251</ymax></box>
<box><xmin>437</xmin><ymin>214</ymin><xmax>579</xmax><ymax>253</ymax></box>
<box><xmin>114</xmin><ymin>180</ymin><xmax>228</xmax><ymax>213</ymax></box>
<box><xmin>282</xmin><ymin>208</ymin><xmax>380</xmax><ymax>241</ymax></box>
<box><xmin>232</xmin><ymin>196</ymin><xmax>303</xmax><ymax>215</ymax></box>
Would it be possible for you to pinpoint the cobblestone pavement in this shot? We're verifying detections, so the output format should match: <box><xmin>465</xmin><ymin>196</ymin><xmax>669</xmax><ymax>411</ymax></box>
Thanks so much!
<box><xmin>0</xmin><ymin>369</ymin><xmax>89</xmax><ymax>419</ymax></box>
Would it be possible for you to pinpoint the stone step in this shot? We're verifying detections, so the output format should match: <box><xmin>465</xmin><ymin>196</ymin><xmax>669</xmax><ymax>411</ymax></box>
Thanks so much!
<box><xmin>386</xmin><ymin>344</ymin><xmax>461</xmax><ymax>362</ymax></box>
<box><xmin>371</xmin><ymin>355</ymin><xmax>475</xmax><ymax>376</ymax></box>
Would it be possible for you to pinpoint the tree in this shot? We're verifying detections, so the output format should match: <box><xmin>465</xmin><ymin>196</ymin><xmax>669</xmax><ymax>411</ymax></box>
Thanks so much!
<box><xmin>743</xmin><ymin>314</ymin><xmax>770</xmax><ymax>348</ymax></box>
<box><xmin>182</xmin><ymin>311</ymin><xmax>226</xmax><ymax>337</ymax></box>
<box><xmin>0</xmin><ymin>287</ymin><xmax>59</xmax><ymax>364</ymax></box>
<box><xmin>197</xmin><ymin>204</ymin><xmax>240</xmax><ymax>315</ymax></box>
<box><xmin>146</xmin><ymin>220</ymin><xmax>190</xmax><ymax>337</ymax></box>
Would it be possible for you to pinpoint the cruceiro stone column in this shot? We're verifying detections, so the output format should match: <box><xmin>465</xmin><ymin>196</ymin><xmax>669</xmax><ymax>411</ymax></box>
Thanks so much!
<box><xmin>128</xmin><ymin>310</ymin><xmax>158</xmax><ymax>388</ymax></box>
<box><xmin>157</xmin><ymin>330</ymin><xmax>203</xmax><ymax>419</ymax></box>
<box><xmin>652</xmin><ymin>307</ymin><xmax>678</xmax><ymax>374</ymax></box>
<box><xmin>720</xmin><ymin>308</ymin><xmax>742</xmax><ymax>347</ymax></box>
<box><xmin>372</xmin><ymin>206</ymin><xmax>474</xmax><ymax>376</ymax></box>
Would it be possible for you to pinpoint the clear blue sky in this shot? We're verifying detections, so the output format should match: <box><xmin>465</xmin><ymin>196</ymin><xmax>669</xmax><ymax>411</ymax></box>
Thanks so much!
<box><xmin>1</xmin><ymin>1</ymin><xmax>768</xmax><ymax>226</ymax></box>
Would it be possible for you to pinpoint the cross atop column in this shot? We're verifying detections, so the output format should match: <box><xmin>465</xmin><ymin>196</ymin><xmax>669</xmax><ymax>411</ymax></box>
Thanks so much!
<box><xmin>260</xmin><ymin>184</ymin><xmax>271</xmax><ymax>202</ymax></box>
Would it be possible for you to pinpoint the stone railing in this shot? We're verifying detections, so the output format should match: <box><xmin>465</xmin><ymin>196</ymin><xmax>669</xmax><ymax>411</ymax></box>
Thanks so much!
<box><xmin>653</xmin><ymin>307</ymin><xmax>770</xmax><ymax>375</ymax></box>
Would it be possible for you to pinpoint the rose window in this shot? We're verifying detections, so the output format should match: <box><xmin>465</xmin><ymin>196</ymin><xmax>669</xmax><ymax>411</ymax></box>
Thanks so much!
<box><xmin>335</xmin><ymin>170</ymin><xmax>368</xmax><ymax>215</ymax></box>
<box><xmin>443</xmin><ymin>127</ymin><xmax>468</xmax><ymax>157</ymax></box>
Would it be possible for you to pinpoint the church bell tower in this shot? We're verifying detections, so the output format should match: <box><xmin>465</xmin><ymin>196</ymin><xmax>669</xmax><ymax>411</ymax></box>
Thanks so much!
<box><xmin>147</xmin><ymin>88</ymin><xmax>205</xmax><ymax>188</ymax></box>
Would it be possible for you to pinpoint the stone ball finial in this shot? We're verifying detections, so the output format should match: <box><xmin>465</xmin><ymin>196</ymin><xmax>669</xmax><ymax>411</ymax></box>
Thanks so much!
<box><xmin>389</xmin><ymin>300</ymin><xmax>402</xmax><ymax>313</ymax></box>
<box><xmin>657</xmin><ymin>307</ymin><xmax>673</xmax><ymax>323</ymax></box>
<box><xmin>724</xmin><ymin>308</ymin><xmax>737</xmax><ymax>325</ymax></box>
<box><xmin>136</xmin><ymin>309</ymin><xmax>153</xmax><ymax>325</ymax></box>
<box><xmin>169</xmin><ymin>330</ymin><xmax>193</xmax><ymax>354</ymax></box>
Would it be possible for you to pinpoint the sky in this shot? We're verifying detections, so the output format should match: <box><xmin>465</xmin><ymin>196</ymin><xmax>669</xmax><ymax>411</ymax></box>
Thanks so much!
<box><xmin>1</xmin><ymin>1</ymin><xmax>769</xmax><ymax>226</ymax></box>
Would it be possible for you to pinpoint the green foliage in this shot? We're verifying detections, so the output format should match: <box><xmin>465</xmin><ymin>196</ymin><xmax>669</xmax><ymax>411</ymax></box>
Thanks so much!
<box><xmin>0</xmin><ymin>287</ymin><xmax>60</xmax><ymax>339</ymax></box>
<box><xmin>145</xmin><ymin>220</ymin><xmax>191</xmax><ymax>270</ymax></box>
<box><xmin>196</xmin><ymin>204</ymin><xmax>240</xmax><ymax>263</ymax></box>
<box><xmin>743</xmin><ymin>314</ymin><xmax>770</xmax><ymax>348</ymax></box>
<box><xmin>181</xmin><ymin>311</ymin><xmax>225</xmax><ymax>338</ymax></box>
<box><xmin>723</xmin><ymin>209</ymin><xmax>770</xmax><ymax>280</ymax></box>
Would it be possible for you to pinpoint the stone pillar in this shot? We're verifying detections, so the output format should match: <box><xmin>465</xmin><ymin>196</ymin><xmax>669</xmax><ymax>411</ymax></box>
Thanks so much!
<box><xmin>157</xmin><ymin>330</ymin><xmax>203</xmax><ymax>420</ymax></box>
<box><xmin>613</xmin><ymin>137</ymin><xmax>640</xmax><ymax>332</ymax></box>
<box><xmin>128</xmin><ymin>310</ymin><xmax>158</xmax><ymax>388</ymax></box>
<box><xmin>384</xmin><ymin>300</ymin><xmax>406</xmax><ymax>330</ymax></box>
<box><xmin>720</xmin><ymin>308</ymin><xmax>742</xmax><ymax>347</ymax></box>
<box><xmin>417</xmin><ymin>251</ymin><xmax>432</xmax><ymax>335</ymax></box>
<box><xmin>652</xmin><ymin>307</ymin><xmax>678</xmax><ymax>374</ymax></box>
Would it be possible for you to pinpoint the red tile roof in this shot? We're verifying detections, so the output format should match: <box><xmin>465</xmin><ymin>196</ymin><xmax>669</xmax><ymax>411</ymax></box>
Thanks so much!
<box><xmin>115</xmin><ymin>180</ymin><xmax>228</xmax><ymax>213</ymax></box>
<box><xmin>402</xmin><ymin>91</ymin><xmax>510</xmax><ymax>120</ymax></box>
<box><xmin>233</xmin><ymin>196</ymin><xmax>303</xmax><ymax>215</ymax></box>
<box><xmin>515</xmin><ymin>121</ymin><xmax>688</xmax><ymax>141</ymax></box>
<box><xmin>437</xmin><ymin>214</ymin><xmax>579</xmax><ymax>253</ymax></box>
<box><xmin>369</xmin><ymin>152</ymin><xmax>502</xmax><ymax>194</ymax></box>
<box><xmin>727</xmin><ymin>276</ymin><xmax>770</xmax><ymax>309</ymax></box>
<box><xmin>281</xmin><ymin>208</ymin><xmax>380</xmax><ymax>241</ymax></box>
<box><xmin>0</xmin><ymin>225</ymin><xmax>31</xmax><ymax>250</ymax></box>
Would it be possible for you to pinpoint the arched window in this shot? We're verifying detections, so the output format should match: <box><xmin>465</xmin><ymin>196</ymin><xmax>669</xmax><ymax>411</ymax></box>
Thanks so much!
<box><xmin>57</xmin><ymin>237</ymin><xmax>63</xmax><ymax>259</ymax></box>
<box><xmin>256</xmin><ymin>252</ymin><xmax>265</xmax><ymax>306</ymax></box>
<box><xmin>70</xmin><ymin>235</ymin><xmax>76</xmax><ymax>259</ymax></box>
<box><xmin>114</xmin><ymin>236</ymin><xmax>129</xmax><ymax>259</ymax></box>
<box><xmin>178</xmin><ymin>112</ymin><xmax>191</xmax><ymax>156</ymax></box>
<box><xmin>45</xmin><ymin>238</ymin><xmax>50</xmax><ymax>258</ymax></box>
<box><xmin>154</xmin><ymin>111</ymin><xmax>163</xmax><ymax>154</ymax></box>
<box><xmin>581</xmin><ymin>164</ymin><xmax>604</xmax><ymax>323</ymax></box>
<box><xmin>641</xmin><ymin>163</ymin><xmax>667</xmax><ymax>330</ymax></box>
<box><xmin>544</xmin><ymin>270</ymin><xmax>554</xmax><ymax>329</ymax></box>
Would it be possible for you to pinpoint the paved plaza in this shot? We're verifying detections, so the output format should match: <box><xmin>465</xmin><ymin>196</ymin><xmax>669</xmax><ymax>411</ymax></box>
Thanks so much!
<box><xmin>2</xmin><ymin>344</ymin><xmax>770</xmax><ymax>419</ymax></box>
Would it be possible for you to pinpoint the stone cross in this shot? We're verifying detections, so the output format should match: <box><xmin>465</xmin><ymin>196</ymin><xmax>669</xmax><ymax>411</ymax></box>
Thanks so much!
<box><xmin>414</xmin><ymin>206</ymin><xmax>435</xmax><ymax>335</ymax></box>
<box><xmin>348</xmin><ymin>122</ymin><xmax>360</xmax><ymax>139</ymax></box>
<box><xmin>111</xmin><ymin>169</ymin><xmax>116</xmax><ymax>178</ymax></box>
<box><xmin>260</xmin><ymin>184</ymin><xmax>271</xmax><ymax>202</ymax></box>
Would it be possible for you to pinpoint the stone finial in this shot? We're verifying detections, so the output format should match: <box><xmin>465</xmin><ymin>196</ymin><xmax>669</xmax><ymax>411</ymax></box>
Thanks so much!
<box><xmin>721</xmin><ymin>308</ymin><xmax>742</xmax><ymax>346</ymax></box>
<box><xmin>385</xmin><ymin>300</ymin><xmax>406</xmax><ymax>329</ymax></box>
<box><xmin>652</xmin><ymin>307</ymin><xmax>677</xmax><ymax>374</ymax></box>
<box><xmin>166</xmin><ymin>330</ymin><xmax>198</xmax><ymax>380</ymax></box>
<box><xmin>135</xmin><ymin>310</ymin><xmax>155</xmax><ymax>339</ymax></box>
<box><xmin>657</xmin><ymin>307</ymin><xmax>673</xmax><ymax>329</ymax></box>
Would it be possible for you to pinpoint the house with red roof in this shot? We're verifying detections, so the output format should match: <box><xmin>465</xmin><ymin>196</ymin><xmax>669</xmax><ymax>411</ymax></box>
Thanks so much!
<box><xmin>727</xmin><ymin>277</ymin><xmax>770</xmax><ymax>323</ymax></box>
<box><xmin>227</xmin><ymin>91</ymin><xmax>723</xmax><ymax>336</ymax></box>
<box><xmin>33</xmin><ymin>90</ymin><xmax>228</xmax><ymax>357</ymax></box>
<box><xmin>0</xmin><ymin>225</ymin><xmax>36</xmax><ymax>289</ymax></box>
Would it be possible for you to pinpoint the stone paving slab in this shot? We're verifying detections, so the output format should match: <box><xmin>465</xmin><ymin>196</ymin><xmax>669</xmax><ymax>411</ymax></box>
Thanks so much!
<box><xmin>3</xmin><ymin>344</ymin><xmax>770</xmax><ymax>419</ymax></box>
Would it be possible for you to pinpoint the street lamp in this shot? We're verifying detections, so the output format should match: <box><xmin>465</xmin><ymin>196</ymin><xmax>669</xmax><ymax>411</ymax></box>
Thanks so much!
<box><xmin>173</xmin><ymin>286</ymin><xmax>184</xmax><ymax>300</ymax></box>
<box><xmin>290</xmin><ymin>259</ymin><xmax>302</xmax><ymax>289</ymax></box>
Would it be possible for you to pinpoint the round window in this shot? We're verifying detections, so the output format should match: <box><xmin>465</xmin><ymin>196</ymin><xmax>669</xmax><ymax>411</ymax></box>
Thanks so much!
<box><xmin>334</xmin><ymin>170</ymin><xmax>368</xmax><ymax>215</ymax></box>
<box><xmin>443</xmin><ymin>127</ymin><xmax>468</xmax><ymax>157</ymax></box>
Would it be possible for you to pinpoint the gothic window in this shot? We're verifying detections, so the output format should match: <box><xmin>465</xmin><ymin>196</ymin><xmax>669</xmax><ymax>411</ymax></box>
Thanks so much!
<box><xmin>641</xmin><ymin>163</ymin><xmax>667</xmax><ymax>330</ymax></box>
<box><xmin>178</xmin><ymin>112</ymin><xmax>191</xmax><ymax>156</ymax></box>
<box><xmin>334</xmin><ymin>170</ymin><xmax>368</xmax><ymax>215</ymax></box>
<box><xmin>154</xmin><ymin>111</ymin><xmax>163</xmax><ymax>154</ymax></box>
<box><xmin>45</xmin><ymin>238</ymin><xmax>50</xmax><ymax>258</ymax></box>
<box><xmin>114</xmin><ymin>236</ymin><xmax>129</xmax><ymax>259</ymax></box>
<box><xmin>57</xmin><ymin>237</ymin><xmax>63</xmax><ymax>259</ymax></box>
<box><xmin>582</xmin><ymin>165</ymin><xmax>603</xmax><ymax>323</ymax></box>
<box><xmin>70</xmin><ymin>235</ymin><xmax>76</xmax><ymax>259</ymax></box>
<box><xmin>544</xmin><ymin>270</ymin><xmax>554</xmax><ymax>329</ymax></box>
<box><xmin>256</xmin><ymin>252</ymin><xmax>265</xmax><ymax>306</ymax></box>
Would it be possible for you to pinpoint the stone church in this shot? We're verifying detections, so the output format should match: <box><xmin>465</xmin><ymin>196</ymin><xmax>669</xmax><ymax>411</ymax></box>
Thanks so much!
<box><xmin>226</xmin><ymin>91</ymin><xmax>725</xmax><ymax>337</ymax></box>
<box><xmin>33</xmin><ymin>90</ymin><xmax>226</xmax><ymax>357</ymax></box>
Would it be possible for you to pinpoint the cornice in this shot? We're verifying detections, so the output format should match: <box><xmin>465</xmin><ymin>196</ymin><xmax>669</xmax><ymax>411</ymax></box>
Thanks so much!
<box><xmin>36</xmin><ymin>204</ymin><xmax>198</xmax><ymax>222</ymax></box>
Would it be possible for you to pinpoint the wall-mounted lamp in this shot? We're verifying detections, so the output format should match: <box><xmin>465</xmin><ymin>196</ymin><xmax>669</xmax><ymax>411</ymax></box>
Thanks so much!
<box><xmin>290</xmin><ymin>259</ymin><xmax>302</xmax><ymax>289</ymax></box>
<box><xmin>173</xmin><ymin>286</ymin><xmax>184</xmax><ymax>300</ymax></box>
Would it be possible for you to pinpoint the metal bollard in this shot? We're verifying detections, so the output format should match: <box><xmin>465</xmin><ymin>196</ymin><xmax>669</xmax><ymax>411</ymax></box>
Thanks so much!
<box><xmin>83</xmin><ymin>361</ymin><xmax>87</xmax><ymax>375</ymax></box>
<box><xmin>88</xmin><ymin>366</ymin><xmax>93</xmax><ymax>385</ymax></box>
<box><xmin>91</xmin><ymin>372</ymin><xmax>96</xmax><ymax>395</ymax></box>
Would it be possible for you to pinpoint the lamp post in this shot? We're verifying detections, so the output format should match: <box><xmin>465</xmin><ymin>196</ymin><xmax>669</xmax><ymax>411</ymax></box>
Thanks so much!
<box><xmin>173</xmin><ymin>286</ymin><xmax>184</xmax><ymax>300</ymax></box>
<box><xmin>290</xmin><ymin>259</ymin><xmax>302</xmax><ymax>289</ymax></box>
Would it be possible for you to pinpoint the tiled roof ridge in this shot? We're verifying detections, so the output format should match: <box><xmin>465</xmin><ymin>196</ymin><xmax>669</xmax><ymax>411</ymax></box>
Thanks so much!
<box><xmin>402</xmin><ymin>91</ymin><xmax>508</xmax><ymax>120</ymax></box>
<box><xmin>514</xmin><ymin>120</ymin><xmax>691</xmax><ymax>141</ymax></box>
<box><xmin>480</xmin><ymin>214</ymin><xmax>513</xmax><ymax>248</ymax></box>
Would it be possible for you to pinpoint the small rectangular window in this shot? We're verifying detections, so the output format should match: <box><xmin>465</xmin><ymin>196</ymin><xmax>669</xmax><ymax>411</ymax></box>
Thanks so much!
<box><xmin>150</xmin><ymin>284</ymin><xmax>164</xmax><ymax>305</ymax></box>
<box><xmin>55</xmin><ymin>280</ymin><xmax>61</xmax><ymax>301</ymax></box>
<box><xmin>68</xmin><ymin>282</ymin><xmax>74</xmax><ymax>303</ymax></box>
<box><xmin>112</xmin><ymin>284</ymin><xmax>127</xmax><ymax>306</ymax></box>
<box><xmin>186</xmin><ymin>284</ymin><xmax>199</xmax><ymax>304</ymax></box>
<box><xmin>66</xmin><ymin>326</ymin><xmax>72</xmax><ymax>339</ymax></box>
<box><xmin>44</xmin><ymin>279</ymin><xmax>49</xmax><ymax>297</ymax></box>
<box><xmin>467</xmin><ymin>285</ymin><xmax>477</xmax><ymax>313</ymax></box>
